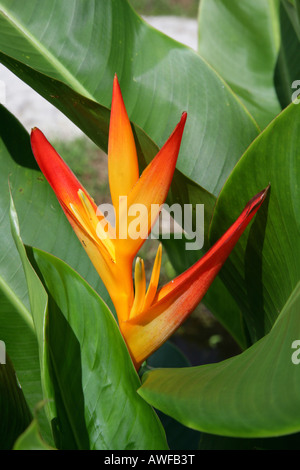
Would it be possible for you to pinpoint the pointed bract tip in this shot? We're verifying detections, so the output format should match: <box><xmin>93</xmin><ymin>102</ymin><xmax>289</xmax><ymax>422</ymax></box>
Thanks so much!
<box><xmin>113</xmin><ymin>73</ymin><xmax>120</xmax><ymax>87</ymax></box>
<box><xmin>241</xmin><ymin>184</ymin><xmax>270</xmax><ymax>219</ymax></box>
<box><xmin>112</xmin><ymin>74</ymin><xmax>123</xmax><ymax>99</ymax></box>
<box><xmin>256</xmin><ymin>184</ymin><xmax>270</xmax><ymax>203</ymax></box>
<box><xmin>168</xmin><ymin>111</ymin><xmax>187</xmax><ymax>139</ymax></box>
<box><xmin>179</xmin><ymin>112</ymin><xmax>187</xmax><ymax>132</ymax></box>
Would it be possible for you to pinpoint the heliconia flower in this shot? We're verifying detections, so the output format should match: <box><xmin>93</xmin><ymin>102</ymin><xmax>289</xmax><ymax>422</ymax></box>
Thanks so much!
<box><xmin>30</xmin><ymin>74</ymin><xmax>187</xmax><ymax>324</ymax></box>
<box><xmin>30</xmin><ymin>75</ymin><xmax>268</xmax><ymax>370</ymax></box>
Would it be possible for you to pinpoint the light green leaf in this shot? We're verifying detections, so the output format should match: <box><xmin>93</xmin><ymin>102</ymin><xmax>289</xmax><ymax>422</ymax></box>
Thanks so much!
<box><xmin>198</xmin><ymin>0</ymin><xmax>281</xmax><ymax>128</ymax></box>
<box><xmin>13</xmin><ymin>418</ymin><xmax>56</xmax><ymax>450</ymax></box>
<box><xmin>138</xmin><ymin>282</ymin><xmax>300</xmax><ymax>438</ymax></box>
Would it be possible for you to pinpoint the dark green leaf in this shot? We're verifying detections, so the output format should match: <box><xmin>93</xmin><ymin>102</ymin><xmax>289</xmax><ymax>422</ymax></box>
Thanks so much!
<box><xmin>274</xmin><ymin>0</ymin><xmax>300</xmax><ymax>108</ymax></box>
<box><xmin>0</xmin><ymin>355</ymin><xmax>32</xmax><ymax>449</ymax></box>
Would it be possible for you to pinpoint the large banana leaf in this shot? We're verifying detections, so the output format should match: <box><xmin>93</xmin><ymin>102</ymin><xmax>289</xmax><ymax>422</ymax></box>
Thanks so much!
<box><xmin>198</xmin><ymin>0</ymin><xmax>281</xmax><ymax>128</ymax></box>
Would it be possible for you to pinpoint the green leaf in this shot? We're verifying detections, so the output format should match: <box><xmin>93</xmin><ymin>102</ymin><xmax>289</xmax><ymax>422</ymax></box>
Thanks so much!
<box><xmin>198</xmin><ymin>430</ymin><xmax>300</xmax><ymax>450</ymax></box>
<box><xmin>198</xmin><ymin>0</ymin><xmax>282</xmax><ymax>128</ymax></box>
<box><xmin>10</xmin><ymin>193</ymin><xmax>168</xmax><ymax>450</ymax></box>
<box><xmin>0</xmin><ymin>355</ymin><xmax>32</xmax><ymax>449</ymax></box>
<box><xmin>0</xmin><ymin>0</ymin><xmax>259</xmax><ymax>196</ymax></box>
<box><xmin>13</xmin><ymin>417</ymin><xmax>56</xmax><ymax>450</ymax></box>
<box><xmin>209</xmin><ymin>102</ymin><xmax>300</xmax><ymax>342</ymax></box>
<box><xmin>0</xmin><ymin>105</ymin><xmax>50</xmax><ymax>440</ymax></box>
<box><xmin>274</xmin><ymin>0</ymin><xmax>300</xmax><ymax>108</ymax></box>
<box><xmin>9</xmin><ymin>188</ymin><xmax>57</xmax><ymax>441</ymax></box>
<box><xmin>138</xmin><ymin>281</ymin><xmax>300</xmax><ymax>438</ymax></box>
